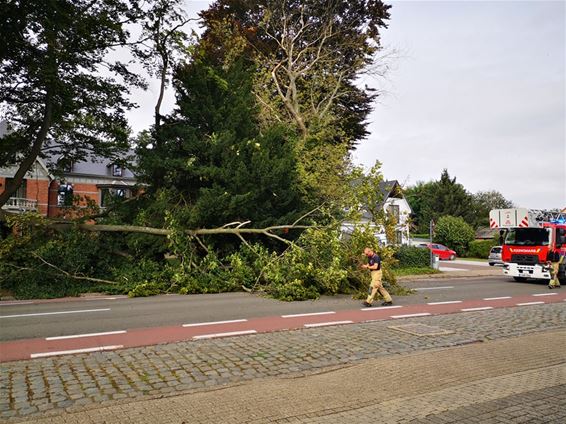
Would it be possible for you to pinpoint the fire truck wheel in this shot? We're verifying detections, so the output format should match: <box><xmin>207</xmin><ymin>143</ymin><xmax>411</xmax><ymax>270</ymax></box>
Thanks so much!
<box><xmin>513</xmin><ymin>276</ymin><xmax>528</xmax><ymax>282</ymax></box>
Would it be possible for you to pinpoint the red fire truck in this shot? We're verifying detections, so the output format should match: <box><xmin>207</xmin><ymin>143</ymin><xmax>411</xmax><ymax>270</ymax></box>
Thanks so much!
<box><xmin>489</xmin><ymin>208</ymin><xmax>566</xmax><ymax>283</ymax></box>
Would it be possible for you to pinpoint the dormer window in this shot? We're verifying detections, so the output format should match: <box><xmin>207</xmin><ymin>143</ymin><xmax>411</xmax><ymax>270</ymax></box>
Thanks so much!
<box><xmin>58</xmin><ymin>157</ymin><xmax>73</xmax><ymax>173</ymax></box>
<box><xmin>111</xmin><ymin>164</ymin><xmax>123</xmax><ymax>177</ymax></box>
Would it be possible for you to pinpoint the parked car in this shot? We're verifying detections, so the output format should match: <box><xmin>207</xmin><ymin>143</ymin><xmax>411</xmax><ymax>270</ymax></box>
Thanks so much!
<box><xmin>417</xmin><ymin>242</ymin><xmax>457</xmax><ymax>260</ymax></box>
<box><xmin>488</xmin><ymin>246</ymin><xmax>503</xmax><ymax>266</ymax></box>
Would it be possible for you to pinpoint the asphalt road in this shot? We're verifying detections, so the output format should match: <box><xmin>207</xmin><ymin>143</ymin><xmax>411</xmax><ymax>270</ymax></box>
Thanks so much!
<box><xmin>0</xmin><ymin>273</ymin><xmax>556</xmax><ymax>342</ymax></box>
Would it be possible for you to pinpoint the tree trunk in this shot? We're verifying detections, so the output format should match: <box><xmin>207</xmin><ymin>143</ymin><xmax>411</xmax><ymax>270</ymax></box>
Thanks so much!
<box><xmin>0</xmin><ymin>96</ymin><xmax>53</xmax><ymax>211</ymax></box>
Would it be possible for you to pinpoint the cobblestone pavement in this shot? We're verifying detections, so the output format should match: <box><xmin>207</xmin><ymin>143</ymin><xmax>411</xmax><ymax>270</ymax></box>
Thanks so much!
<box><xmin>1</xmin><ymin>303</ymin><xmax>565</xmax><ymax>423</ymax></box>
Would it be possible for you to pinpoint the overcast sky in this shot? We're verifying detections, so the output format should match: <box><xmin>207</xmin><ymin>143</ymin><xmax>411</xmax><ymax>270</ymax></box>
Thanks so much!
<box><xmin>126</xmin><ymin>0</ymin><xmax>566</xmax><ymax>210</ymax></box>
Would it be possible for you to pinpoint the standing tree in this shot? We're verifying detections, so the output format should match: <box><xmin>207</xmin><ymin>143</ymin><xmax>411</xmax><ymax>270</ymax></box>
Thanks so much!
<box><xmin>405</xmin><ymin>170</ymin><xmax>476</xmax><ymax>232</ymax></box>
<box><xmin>472</xmin><ymin>190</ymin><xmax>515</xmax><ymax>227</ymax></box>
<box><xmin>137</xmin><ymin>49</ymin><xmax>307</xmax><ymax>234</ymax></box>
<box><xmin>131</xmin><ymin>0</ymin><xmax>194</xmax><ymax>131</ymax></box>
<box><xmin>404</xmin><ymin>180</ymin><xmax>435</xmax><ymax>233</ymax></box>
<box><xmin>199</xmin><ymin>0</ymin><xmax>392</xmax><ymax>205</ymax></box>
<box><xmin>0</xmin><ymin>0</ymin><xmax>146</xmax><ymax>212</ymax></box>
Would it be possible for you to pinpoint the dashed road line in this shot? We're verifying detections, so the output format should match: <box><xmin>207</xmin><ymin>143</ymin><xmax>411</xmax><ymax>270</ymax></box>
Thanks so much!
<box><xmin>193</xmin><ymin>330</ymin><xmax>257</xmax><ymax>340</ymax></box>
<box><xmin>46</xmin><ymin>330</ymin><xmax>127</xmax><ymax>341</ymax></box>
<box><xmin>532</xmin><ymin>293</ymin><xmax>557</xmax><ymax>297</ymax></box>
<box><xmin>361</xmin><ymin>305</ymin><xmax>403</xmax><ymax>311</ymax></box>
<box><xmin>304</xmin><ymin>321</ymin><xmax>353</xmax><ymax>328</ymax></box>
<box><xmin>414</xmin><ymin>286</ymin><xmax>454</xmax><ymax>291</ymax></box>
<box><xmin>427</xmin><ymin>301</ymin><xmax>463</xmax><ymax>305</ymax></box>
<box><xmin>30</xmin><ymin>345</ymin><xmax>123</xmax><ymax>359</ymax></box>
<box><xmin>183</xmin><ymin>319</ymin><xmax>247</xmax><ymax>327</ymax></box>
<box><xmin>0</xmin><ymin>308</ymin><xmax>111</xmax><ymax>319</ymax></box>
<box><xmin>461</xmin><ymin>307</ymin><xmax>493</xmax><ymax>312</ymax></box>
<box><xmin>484</xmin><ymin>296</ymin><xmax>512</xmax><ymax>301</ymax></box>
<box><xmin>390</xmin><ymin>313</ymin><xmax>431</xmax><ymax>319</ymax></box>
<box><xmin>281</xmin><ymin>311</ymin><xmax>335</xmax><ymax>318</ymax></box>
<box><xmin>517</xmin><ymin>302</ymin><xmax>545</xmax><ymax>306</ymax></box>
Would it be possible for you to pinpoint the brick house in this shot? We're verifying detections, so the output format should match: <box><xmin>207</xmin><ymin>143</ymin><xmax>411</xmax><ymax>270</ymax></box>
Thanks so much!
<box><xmin>0</xmin><ymin>122</ymin><xmax>137</xmax><ymax>217</ymax></box>
<box><xmin>1</xmin><ymin>158</ymin><xmax>137</xmax><ymax>218</ymax></box>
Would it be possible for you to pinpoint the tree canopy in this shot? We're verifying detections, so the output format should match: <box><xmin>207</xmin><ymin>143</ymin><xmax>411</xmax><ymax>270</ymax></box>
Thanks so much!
<box><xmin>405</xmin><ymin>170</ymin><xmax>515</xmax><ymax>232</ymax></box>
<box><xmin>136</xmin><ymin>50</ymin><xmax>307</xmax><ymax>233</ymax></box>
<box><xmin>1</xmin><ymin>0</ymin><xmax>403</xmax><ymax>301</ymax></box>
<box><xmin>0</xmin><ymin>0</ymin><xmax>147</xmax><ymax>210</ymax></box>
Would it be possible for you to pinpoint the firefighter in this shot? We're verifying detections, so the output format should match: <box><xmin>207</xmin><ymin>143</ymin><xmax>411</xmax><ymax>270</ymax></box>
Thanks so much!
<box><xmin>548</xmin><ymin>251</ymin><xmax>563</xmax><ymax>289</ymax></box>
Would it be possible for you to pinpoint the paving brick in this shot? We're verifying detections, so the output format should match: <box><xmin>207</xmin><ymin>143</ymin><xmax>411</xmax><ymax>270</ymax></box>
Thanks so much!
<box><xmin>1</xmin><ymin>303</ymin><xmax>565</xmax><ymax>423</ymax></box>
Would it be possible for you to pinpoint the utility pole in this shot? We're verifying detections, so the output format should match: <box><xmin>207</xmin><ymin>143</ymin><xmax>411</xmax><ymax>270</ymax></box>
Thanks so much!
<box><xmin>429</xmin><ymin>219</ymin><xmax>435</xmax><ymax>268</ymax></box>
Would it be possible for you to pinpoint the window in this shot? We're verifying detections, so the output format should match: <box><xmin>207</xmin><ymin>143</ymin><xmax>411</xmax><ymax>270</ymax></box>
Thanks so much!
<box><xmin>100</xmin><ymin>187</ymin><xmax>129</xmax><ymax>208</ymax></box>
<box><xmin>505</xmin><ymin>228</ymin><xmax>550</xmax><ymax>246</ymax></box>
<box><xmin>396</xmin><ymin>230</ymin><xmax>403</xmax><ymax>245</ymax></box>
<box><xmin>111</xmin><ymin>164</ymin><xmax>123</xmax><ymax>177</ymax></box>
<box><xmin>57</xmin><ymin>157</ymin><xmax>73</xmax><ymax>173</ymax></box>
<box><xmin>57</xmin><ymin>182</ymin><xmax>74</xmax><ymax>207</ymax></box>
<box><xmin>387</xmin><ymin>204</ymin><xmax>400</xmax><ymax>221</ymax></box>
<box><xmin>6</xmin><ymin>178</ymin><xmax>27</xmax><ymax>199</ymax></box>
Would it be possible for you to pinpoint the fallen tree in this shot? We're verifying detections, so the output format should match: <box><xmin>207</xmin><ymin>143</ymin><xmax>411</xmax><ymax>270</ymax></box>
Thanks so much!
<box><xmin>0</xmin><ymin>210</ymin><xmax>405</xmax><ymax>301</ymax></box>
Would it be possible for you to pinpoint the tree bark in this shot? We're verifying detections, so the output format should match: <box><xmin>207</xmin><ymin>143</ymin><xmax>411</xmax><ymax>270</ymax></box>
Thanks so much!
<box><xmin>49</xmin><ymin>222</ymin><xmax>313</xmax><ymax>244</ymax></box>
<box><xmin>0</xmin><ymin>95</ymin><xmax>53</xmax><ymax>211</ymax></box>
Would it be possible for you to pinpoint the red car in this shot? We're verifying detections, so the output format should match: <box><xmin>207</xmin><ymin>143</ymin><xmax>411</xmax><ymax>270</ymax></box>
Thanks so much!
<box><xmin>418</xmin><ymin>243</ymin><xmax>457</xmax><ymax>260</ymax></box>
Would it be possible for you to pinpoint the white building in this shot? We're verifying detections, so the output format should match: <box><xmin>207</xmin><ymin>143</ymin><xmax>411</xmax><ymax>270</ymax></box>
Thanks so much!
<box><xmin>342</xmin><ymin>180</ymin><xmax>413</xmax><ymax>245</ymax></box>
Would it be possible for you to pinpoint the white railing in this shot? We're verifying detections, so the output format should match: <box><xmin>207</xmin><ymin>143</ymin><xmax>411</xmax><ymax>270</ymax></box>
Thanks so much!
<box><xmin>1</xmin><ymin>197</ymin><xmax>38</xmax><ymax>212</ymax></box>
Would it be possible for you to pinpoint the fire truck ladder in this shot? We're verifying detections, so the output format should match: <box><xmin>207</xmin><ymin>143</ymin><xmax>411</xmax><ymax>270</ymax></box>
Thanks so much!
<box><xmin>530</xmin><ymin>209</ymin><xmax>566</xmax><ymax>224</ymax></box>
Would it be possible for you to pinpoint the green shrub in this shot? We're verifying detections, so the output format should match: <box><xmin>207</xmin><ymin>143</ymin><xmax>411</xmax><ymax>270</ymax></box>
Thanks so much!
<box><xmin>466</xmin><ymin>239</ymin><xmax>498</xmax><ymax>259</ymax></box>
<box><xmin>394</xmin><ymin>246</ymin><xmax>429</xmax><ymax>268</ymax></box>
<box><xmin>434</xmin><ymin>215</ymin><xmax>475</xmax><ymax>256</ymax></box>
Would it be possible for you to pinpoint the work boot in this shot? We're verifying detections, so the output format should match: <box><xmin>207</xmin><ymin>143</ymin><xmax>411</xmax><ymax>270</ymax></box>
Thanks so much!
<box><xmin>381</xmin><ymin>301</ymin><xmax>393</xmax><ymax>306</ymax></box>
<box><xmin>362</xmin><ymin>301</ymin><xmax>372</xmax><ymax>308</ymax></box>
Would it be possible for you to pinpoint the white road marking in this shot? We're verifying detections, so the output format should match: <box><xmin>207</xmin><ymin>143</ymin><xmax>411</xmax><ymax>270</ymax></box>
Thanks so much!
<box><xmin>532</xmin><ymin>293</ymin><xmax>557</xmax><ymax>297</ymax></box>
<box><xmin>304</xmin><ymin>321</ymin><xmax>353</xmax><ymax>328</ymax></box>
<box><xmin>483</xmin><ymin>296</ymin><xmax>512</xmax><ymax>301</ymax></box>
<box><xmin>193</xmin><ymin>330</ymin><xmax>257</xmax><ymax>339</ymax></box>
<box><xmin>414</xmin><ymin>286</ymin><xmax>454</xmax><ymax>291</ymax></box>
<box><xmin>30</xmin><ymin>345</ymin><xmax>123</xmax><ymax>359</ymax></box>
<box><xmin>390</xmin><ymin>313</ymin><xmax>431</xmax><ymax>319</ymax></box>
<box><xmin>427</xmin><ymin>301</ymin><xmax>463</xmax><ymax>305</ymax></box>
<box><xmin>0</xmin><ymin>308</ymin><xmax>110</xmax><ymax>319</ymax></box>
<box><xmin>282</xmin><ymin>311</ymin><xmax>335</xmax><ymax>318</ymax></box>
<box><xmin>182</xmin><ymin>319</ymin><xmax>247</xmax><ymax>327</ymax></box>
<box><xmin>361</xmin><ymin>305</ymin><xmax>403</xmax><ymax>311</ymax></box>
<box><xmin>439</xmin><ymin>267</ymin><xmax>468</xmax><ymax>272</ymax></box>
<box><xmin>517</xmin><ymin>302</ymin><xmax>545</xmax><ymax>306</ymax></box>
<box><xmin>46</xmin><ymin>330</ymin><xmax>127</xmax><ymax>341</ymax></box>
<box><xmin>461</xmin><ymin>307</ymin><xmax>493</xmax><ymax>312</ymax></box>
<box><xmin>0</xmin><ymin>302</ymin><xmax>35</xmax><ymax>306</ymax></box>
<box><xmin>83</xmin><ymin>297</ymin><xmax>119</xmax><ymax>301</ymax></box>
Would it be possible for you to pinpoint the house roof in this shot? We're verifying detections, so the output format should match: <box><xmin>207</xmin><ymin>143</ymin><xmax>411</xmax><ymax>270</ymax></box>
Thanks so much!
<box><xmin>475</xmin><ymin>227</ymin><xmax>499</xmax><ymax>239</ymax></box>
<box><xmin>378</xmin><ymin>180</ymin><xmax>403</xmax><ymax>202</ymax></box>
<box><xmin>358</xmin><ymin>180</ymin><xmax>412</xmax><ymax>221</ymax></box>
<box><xmin>1</xmin><ymin>120</ymin><xmax>136</xmax><ymax>180</ymax></box>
